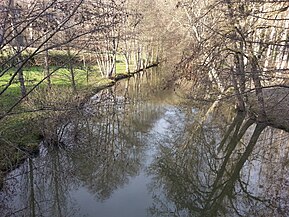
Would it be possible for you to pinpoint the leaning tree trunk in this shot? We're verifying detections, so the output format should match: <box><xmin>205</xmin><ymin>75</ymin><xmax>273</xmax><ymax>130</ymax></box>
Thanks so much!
<box><xmin>250</xmin><ymin>55</ymin><xmax>267</xmax><ymax>122</ymax></box>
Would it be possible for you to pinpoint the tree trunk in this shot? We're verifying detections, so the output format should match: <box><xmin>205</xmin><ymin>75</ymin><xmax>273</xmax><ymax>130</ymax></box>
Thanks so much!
<box><xmin>83</xmin><ymin>54</ymin><xmax>89</xmax><ymax>84</ymax></box>
<box><xmin>10</xmin><ymin>0</ymin><xmax>27</xmax><ymax>97</ymax></box>
<box><xmin>0</xmin><ymin>2</ymin><xmax>9</xmax><ymax>47</ymax></box>
<box><xmin>67</xmin><ymin>47</ymin><xmax>76</xmax><ymax>92</ymax></box>
<box><xmin>17</xmin><ymin>52</ymin><xmax>26</xmax><ymax>97</ymax></box>
<box><xmin>28</xmin><ymin>158</ymin><xmax>36</xmax><ymax>217</ymax></box>
<box><xmin>124</xmin><ymin>53</ymin><xmax>130</xmax><ymax>73</ymax></box>
<box><xmin>250</xmin><ymin>55</ymin><xmax>266</xmax><ymax>122</ymax></box>
<box><xmin>44</xmin><ymin>48</ymin><xmax>51</xmax><ymax>89</ymax></box>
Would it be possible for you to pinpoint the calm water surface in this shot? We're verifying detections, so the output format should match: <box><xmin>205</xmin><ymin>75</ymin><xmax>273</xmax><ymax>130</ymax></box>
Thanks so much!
<box><xmin>1</xmin><ymin>68</ymin><xmax>289</xmax><ymax>217</ymax></box>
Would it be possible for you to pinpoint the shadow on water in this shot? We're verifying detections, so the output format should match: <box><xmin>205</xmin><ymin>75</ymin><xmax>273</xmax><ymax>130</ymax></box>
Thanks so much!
<box><xmin>148</xmin><ymin>104</ymin><xmax>289</xmax><ymax>217</ymax></box>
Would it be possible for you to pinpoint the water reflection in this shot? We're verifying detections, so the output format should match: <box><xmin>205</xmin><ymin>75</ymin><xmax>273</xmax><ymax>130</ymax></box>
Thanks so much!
<box><xmin>1</xmin><ymin>67</ymin><xmax>289</xmax><ymax>217</ymax></box>
<box><xmin>0</xmin><ymin>148</ymin><xmax>79</xmax><ymax>217</ymax></box>
<box><xmin>0</xmin><ymin>68</ymin><xmax>167</xmax><ymax>217</ymax></box>
<box><xmin>65</xmin><ymin>89</ymin><xmax>154</xmax><ymax>201</ymax></box>
<box><xmin>148</xmin><ymin>104</ymin><xmax>289</xmax><ymax>217</ymax></box>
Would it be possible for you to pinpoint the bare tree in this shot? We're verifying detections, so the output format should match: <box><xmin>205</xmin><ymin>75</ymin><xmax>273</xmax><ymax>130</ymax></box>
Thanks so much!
<box><xmin>177</xmin><ymin>0</ymin><xmax>289</xmax><ymax>121</ymax></box>
<box><xmin>0</xmin><ymin>0</ymin><xmax>127</xmax><ymax>118</ymax></box>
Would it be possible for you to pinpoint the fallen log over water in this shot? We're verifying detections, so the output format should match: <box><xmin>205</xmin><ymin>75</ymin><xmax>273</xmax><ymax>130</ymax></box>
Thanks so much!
<box><xmin>79</xmin><ymin>62</ymin><xmax>160</xmax><ymax>106</ymax></box>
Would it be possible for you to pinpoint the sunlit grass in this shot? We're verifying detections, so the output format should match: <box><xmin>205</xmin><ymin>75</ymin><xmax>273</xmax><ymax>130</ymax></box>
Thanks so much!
<box><xmin>0</xmin><ymin>59</ymin><xmax>129</xmax><ymax>113</ymax></box>
<box><xmin>0</xmin><ymin>50</ymin><xmax>153</xmax><ymax>174</ymax></box>
<box><xmin>0</xmin><ymin>50</ymin><xmax>134</xmax><ymax>116</ymax></box>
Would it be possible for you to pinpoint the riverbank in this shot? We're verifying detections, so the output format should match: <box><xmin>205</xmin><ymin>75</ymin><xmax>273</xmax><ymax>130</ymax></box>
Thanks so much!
<box><xmin>247</xmin><ymin>86</ymin><xmax>289</xmax><ymax>132</ymax></box>
<box><xmin>0</xmin><ymin>63</ymin><xmax>159</xmax><ymax>186</ymax></box>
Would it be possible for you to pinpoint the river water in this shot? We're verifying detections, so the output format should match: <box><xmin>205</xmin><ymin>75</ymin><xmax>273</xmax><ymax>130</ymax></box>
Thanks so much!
<box><xmin>1</xmin><ymin>68</ymin><xmax>289</xmax><ymax>217</ymax></box>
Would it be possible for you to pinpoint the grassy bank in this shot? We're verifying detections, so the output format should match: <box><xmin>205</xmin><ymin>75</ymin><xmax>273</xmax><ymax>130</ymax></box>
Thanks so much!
<box><xmin>0</xmin><ymin>51</ymin><xmax>158</xmax><ymax>181</ymax></box>
<box><xmin>0</xmin><ymin>55</ymin><xmax>127</xmax><ymax>180</ymax></box>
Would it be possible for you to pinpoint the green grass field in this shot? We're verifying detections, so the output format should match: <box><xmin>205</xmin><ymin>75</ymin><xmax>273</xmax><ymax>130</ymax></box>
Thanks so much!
<box><xmin>0</xmin><ymin>56</ymin><xmax>132</xmax><ymax>113</ymax></box>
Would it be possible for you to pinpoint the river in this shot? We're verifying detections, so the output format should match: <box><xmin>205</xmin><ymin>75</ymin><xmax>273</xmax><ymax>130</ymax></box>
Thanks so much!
<box><xmin>1</xmin><ymin>67</ymin><xmax>289</xmax><ymax>217</ymax></box>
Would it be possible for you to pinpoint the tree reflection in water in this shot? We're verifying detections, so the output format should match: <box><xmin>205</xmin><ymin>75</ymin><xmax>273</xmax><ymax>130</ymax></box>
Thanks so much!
<box><xmin>2</xmin><ymin>67</ymin><xmax>289</xmax><ymax>217</ymax></box>
<box><xmin>65</xmin><ymin>88</ymin><xmax>154</xmax><ymax>201</ymax></box>
<box><xmin>0</xmin><ymin>146</ymin><xmax>79</xmax><ymax>217</ymax></box>
<box><xmin>148</xmin><ymin>104</ymin><xmax>289</xmax><ymax>217</ymax></box>
<box><xmin>0</xmin><ymin>69</ymin><xmax>166</xmax><ymax>217</ymax></box>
